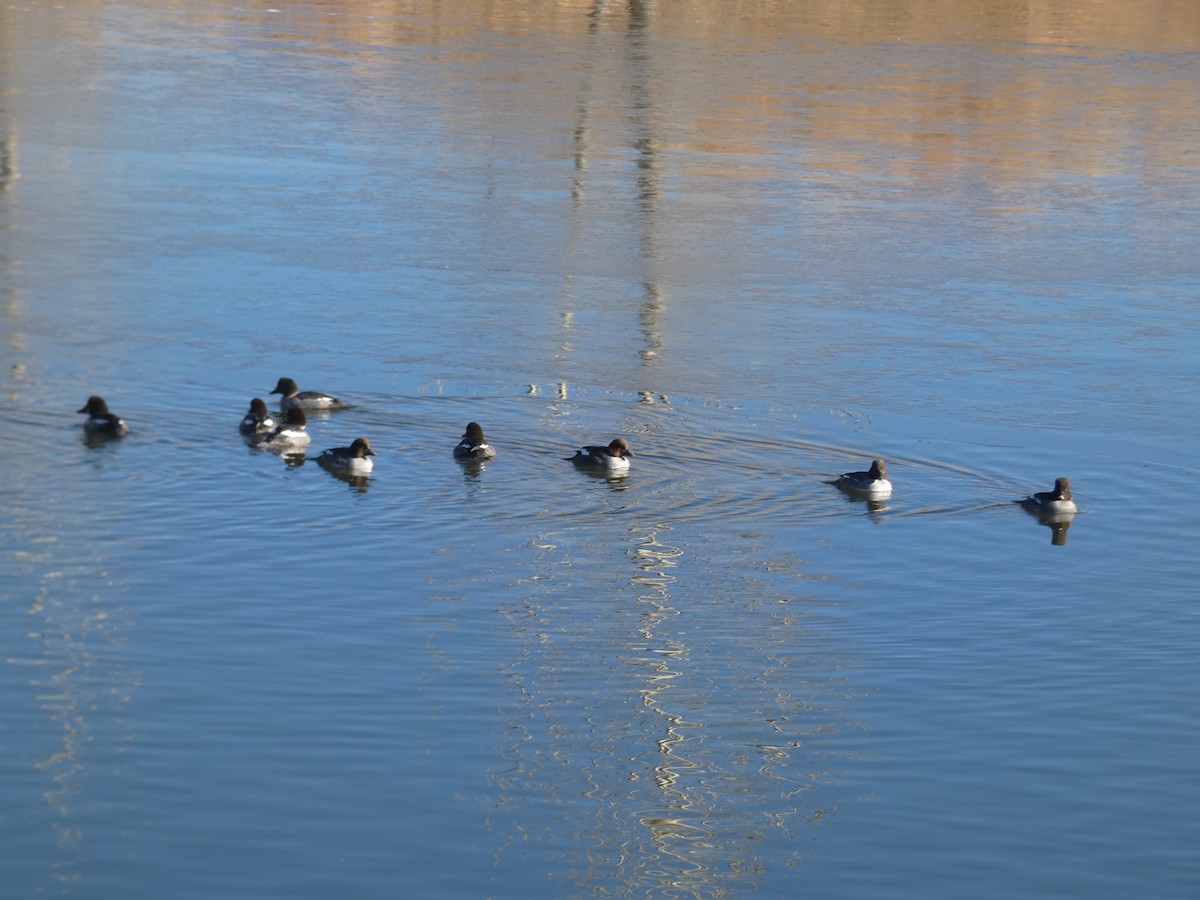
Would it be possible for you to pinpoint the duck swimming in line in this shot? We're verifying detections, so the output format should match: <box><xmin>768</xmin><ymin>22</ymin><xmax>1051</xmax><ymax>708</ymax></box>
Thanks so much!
<box><xmin>77</xmin><ymin>396</ymin><xmax>129</xmax><ymax>436</ymax></box>
<box><xmin>270</xmin><ymin>377</ymin><xmax>346</xmax><ymax>410</ymax></box>
<box><xmin>1017</xmin><ymin>477</ymin><xmax>1077</xmax><ymax>514</ymax></box>
<box><xmin>318</xmin><ymin>437</ymin><xmax>377</xmax><ymax>474</ymax></box>
<box><xmin>831</xmin><ymin>458</ymin><xmax>892</xmax><ymax>495</ymax></box>
<box><xmin>566</xmin><ymin>438</ymin><xmax>634</xmax><ymax>471</ymax></box>
<box><xmin>261</xmin><ymin>407</ymin><xmax>311</xmax><ymax>448</ymax></box>
<box><xmin>239</xmin><ymin>398</ymin><xmax>276</xmax><ymax>435</ymax></box>
<box><xmin>453</xmin><ymin>422</ymin><xmax>496</xmax><ymax>461</ymax></box>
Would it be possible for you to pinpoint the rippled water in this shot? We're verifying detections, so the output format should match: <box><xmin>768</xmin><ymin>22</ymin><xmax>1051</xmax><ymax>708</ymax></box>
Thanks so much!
<box><xmin>2</xmin><ymin>1</ymin><xmax>1199</xmax><ymax>897</ymax></box>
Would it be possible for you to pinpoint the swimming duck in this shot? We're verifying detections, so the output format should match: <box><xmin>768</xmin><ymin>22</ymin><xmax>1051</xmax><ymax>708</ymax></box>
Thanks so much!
<box><xmin>261</xmin><ymin>407</ymin><xmax>311</xmax><ymax>447</ymax></box>
<box><xmin>566</xmin><ymin>438</ymin><xmax>633</xmax><ymax>471</ymax></box>
<box><xmin>832</xmin><ymin>458</ymin><xmax>892</xmax><ymax>494</ymax></box>
<box><xmin>77</xmin><ymin>396</ymin><xmax>129</xmax><ymax>436</ymax></box>
<box><xmin>239</xmin><ymin>397</ymin><xmax>276</xmax><ymax>435</ymax></box>
<box><xmin>318</xmin><ymin>437</ymin><xmax>377</xmax><ymax>474</ymax></box>
<box><xmin>453</xmin><ymin>422</ymin><xmax>496</xmax><ymax>460</ymax></box>
<box><xmin>270</xmin><ymin>376</ymin><xmax>345</xmax><ymax>410</ymax></box>
<box><xmin>1017</xmin><ymin>477</ymin><xmax>1077</xmax><ymax>514</ymax></box>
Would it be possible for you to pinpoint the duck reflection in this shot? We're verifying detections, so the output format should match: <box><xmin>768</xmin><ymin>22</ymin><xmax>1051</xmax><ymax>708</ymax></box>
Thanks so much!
<box><xmin>262</xmin><ymin>446</ymin><xmax>307</xmax><ymax>468</ymax></box>
<box><xmin>1021</xmin><ymin>507</ymin><xmax>1075</xmax><ymax>546</ymax></box>
<box><xmin>575</xmin><ymin>466</ymin><xmax>632</xmax><ymax>488</ymax></box>
<box><xmin>830</xmin><ymin>481</ymin><xmax>891</xmax><ymax>520</ymax></box>
<box><xmin>317</xmin><ymin>466</ymin><xmax>370</xmax><ymax>493</ymax></box>
<box><xmin>81</xmin><ymin>429</ymin><xmax>128</xmax><ymax>451</ymax></box>
<box><xmin>455</xmin><ymin>457</ymin><xmax>489</xmax><ymax>480</ymax></box>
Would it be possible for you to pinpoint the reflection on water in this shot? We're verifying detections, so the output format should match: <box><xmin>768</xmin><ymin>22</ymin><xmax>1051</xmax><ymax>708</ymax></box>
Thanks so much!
<box><xmin>832</xmin><ymin>487</ymin><xmax>892</xmax><ymax>521</ymax></box>
<box><xmin>0</xmin><ymin>134</ymin><xmax>16</xmax><ymax>192</ymax></box>
<box><xmin>318</xmin><ymin>467</ymin><xmax>372</xmax><ymax>492</ymax></box>
<box><xmin>1022</xmin><ymin>508</ymin><xmax>1076</xmax><ymax>546</ymax></box>
<box><xmin>0</xmin><ymin>3</ymin><xmax>17</xmax><ymax>193</ymax></box>
<box><xmin>491</xmin><ymin>520</ymin><xmax>859</xmax><ymax>894</ymax></box>
<box><xmin>619</xmin><ymin>523</ymin><xmax>713</xmax><ymax>893</ymax></box>
<box><xmin>6</xmin><ymin>508</ymin><xmax>135</xmax><ymax>891</ymax></box>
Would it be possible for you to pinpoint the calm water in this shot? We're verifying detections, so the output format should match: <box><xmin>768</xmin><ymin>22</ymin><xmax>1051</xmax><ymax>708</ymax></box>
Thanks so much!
<box><xmin>2</xmin><ymin>1</ymin><xmax>1199</xmax><ymax>897</ymax></box>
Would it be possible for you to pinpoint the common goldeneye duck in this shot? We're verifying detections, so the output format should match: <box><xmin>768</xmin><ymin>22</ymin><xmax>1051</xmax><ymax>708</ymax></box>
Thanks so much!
<box><xmin>831</xmin><ymin>458</ymin><xmax>892</xmax><ymax>494</ymax></box>
<box><xmin>566</xmin><ymin>437</ymin><xmax>633</xmax><ymax>470</ymax></box>
<box><xmin>270</xmin><ymin>376</ymin><xmax>346</xmax><ymax>410</ymax></box>
<box><xmin>77</xmin><ymin>395</ymin><xmax>129</xmax><ymax>436</ymax></box>
<box><xmin>1017</xmin><ymin>477</ymin><xmax>1077</xmax><ymax>514</ymax></box>
<box><xmin>453</xmin><ymin>422</ymin><xmax>496</xmax><ymax>460</ymax></box>
<box><xmin>318</xmin><ymin>437</ymin><xmax>377</xmax><ymax>473</ymax></box>
<box><xmin>262</xmin><ymin>407</ymin><xmax>311</xmax><ymax>447</ymax></box>
<box><xmin>239</xmin><ymin>397</ymin><xmax>276</xmax><ymax>435</ymax></box>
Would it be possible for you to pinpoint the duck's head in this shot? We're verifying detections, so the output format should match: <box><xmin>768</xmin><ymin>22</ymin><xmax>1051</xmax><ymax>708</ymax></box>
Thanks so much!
<box><xmin>608</xmin><ymin>438</ymin><xmax>633</xmax><ymax>458</ymax></box>
<box><xmin>349</xmin><ymin>438</ymin><xmax>377</xmax><ymax>458</ymax></box>
<box><xmin>271</xmin><ymin>377</ymin><xmax>297</xmax><ymax>396</ymax></box>
<box><xmin>869</xmin><ymin>458</ymin><xmax>888</xmax><ymax>480</ymax></box>
<box><xmin>78</xmin><ymin>396</ymin><xmax>110</xmax><ymax>416</ymax></box>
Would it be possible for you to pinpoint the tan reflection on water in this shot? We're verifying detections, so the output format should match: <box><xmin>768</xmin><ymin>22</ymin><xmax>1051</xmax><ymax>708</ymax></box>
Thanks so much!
<box><xmin>145</xmin><ymin>0</ymin><xmax>1200</xmax><ymax>53</ymax></box>
<box><xmin>4</xmin><ymin>0</ymin><xmax>1194</xmax><ymax>181</ymax></box>
<box><xmin>0</xmin><ymin>0</ymin><xmax>12</xmax><ymax>178</ymax></box>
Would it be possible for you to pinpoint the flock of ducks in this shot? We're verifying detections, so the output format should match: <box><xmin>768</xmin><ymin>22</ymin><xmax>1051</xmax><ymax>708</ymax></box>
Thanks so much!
<box><xmin>77</xmin><ymin>378</ymin><xmax>1079</xmax><ymax>517</ymax></box>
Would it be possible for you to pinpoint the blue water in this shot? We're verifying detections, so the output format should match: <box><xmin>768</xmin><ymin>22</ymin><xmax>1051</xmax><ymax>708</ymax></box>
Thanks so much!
<box><xmin>2</xmin><ymin>1</ymin><xmax>1199</xmax><ymax>897</ymax></box>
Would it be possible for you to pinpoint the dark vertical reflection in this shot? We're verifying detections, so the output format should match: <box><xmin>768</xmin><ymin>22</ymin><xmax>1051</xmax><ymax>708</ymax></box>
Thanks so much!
<box><xmin>556</xmin><ymin>3</ymin><xmax>607</xmax><ymax>358</ymax></box>
<box><xmin>1</xmin><ymin>3</ymin><xmax>28</xmax><ymax>384</ymax></box>
<box><xmin>626</xmin><ymin>1</ymin><xmax>666</xmax><ymax>365</ymax></box>
<box><xmin>0</xmin><ymin>0</ymin><xmax>19</xmax><ymax>349</ymax></box>
<box><xmin>565</xmin><ymin>0</ymin><xmax>665</xmax><ymax>367</ymax></box>
<box><xmin>0</xmin><ymin>134</ymin><xmax>16</xmax><ymax>193</ymax></box>
<box><xmin>0</xmin><ymin>3</ymin><xmax>16</xmax><ymax>194</ymax></box>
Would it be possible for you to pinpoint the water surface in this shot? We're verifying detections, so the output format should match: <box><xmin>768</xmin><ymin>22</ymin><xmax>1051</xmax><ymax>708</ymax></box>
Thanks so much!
<box><xmin>2</xmin><ymin>1</ymin><xmax>1198</xmax><ymax>897</ymax></box>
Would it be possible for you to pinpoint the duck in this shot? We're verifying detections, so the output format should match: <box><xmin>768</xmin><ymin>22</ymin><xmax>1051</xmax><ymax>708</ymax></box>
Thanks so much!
<box><xmin>318</xmin><ymin>437</ymin><xmax>378</xmax><ymax>474</ymax></box>
<box><xmin>239</xmin><ymin>397</ymin><xmax>276</xmax><ymax>435</ymax></box>
<box><xmin>77</xmin><ymin>396</ymin><xmax>129</xmax><ymax>436</ymax></box>
<box><xmin>831</xmin><ymin>458</ymin><xmax>892</xmax><ymax>494</ymax></box>
<box><xmin>1017</xmin><ymin>477</ymin><xmax>1077</xmax><ymax>514</ymax></box>
<box><xmin>566</xmin><ymin>437</ymin><xmax>633</xmax><ymax>471</ymax></box>
<box><xmin>261</xmin><ymin>407</ymin><xmax>311</xmax><ymax>448</ymax></box>
<box><xmin>453</xmin><ymin>422</ymin><xmax>496</xmax><ymax>460</ymax></box>
<box><xmin>270</xmin><ymin>376</ymin><xmax>345</xmax><ymax>410</ymax></box>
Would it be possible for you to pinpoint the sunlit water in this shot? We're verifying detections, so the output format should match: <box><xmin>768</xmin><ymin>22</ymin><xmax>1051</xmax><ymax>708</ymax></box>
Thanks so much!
<box><xmin>2</xmin><ymin>1</ymin><xmax>1199</xmax><ymax>897</ymax></box>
